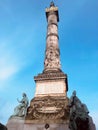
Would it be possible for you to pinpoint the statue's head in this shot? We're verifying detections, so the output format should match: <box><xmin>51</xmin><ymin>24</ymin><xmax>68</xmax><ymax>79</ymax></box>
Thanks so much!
<box><xmin>72</xmin><ymin>90</ymin><xmax>76</xmax><ymax>96</ymax></box>
<box><xmin>50</xmin><ymin>1</ymin><xmax>55</xmax><ymax>7</ymax></box>
<box><xmin>22</xmin><ymin>93</ymin><xmax>26</xmax><ymax>97</ymax></box>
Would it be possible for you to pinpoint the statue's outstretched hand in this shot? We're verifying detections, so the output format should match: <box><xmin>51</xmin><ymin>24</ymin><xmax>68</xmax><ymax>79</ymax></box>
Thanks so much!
<box><xmin>17</xmin><ymin>98</ymin><xmax>20</xmax><ymax>102</ymax></box>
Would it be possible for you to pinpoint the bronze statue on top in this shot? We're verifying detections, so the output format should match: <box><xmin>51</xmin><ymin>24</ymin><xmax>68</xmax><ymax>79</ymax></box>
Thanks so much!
<box><xmin>50</xmin><ymin>1</ymin><xmax>55</xmax><ymax>7</ymax></box>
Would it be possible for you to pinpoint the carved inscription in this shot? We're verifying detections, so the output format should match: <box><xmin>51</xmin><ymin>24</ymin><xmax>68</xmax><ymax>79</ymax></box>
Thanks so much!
<box><xmin>35</xmin><ymin>81</ymin><xmax>66</xmax><ymax>96</ymax></box>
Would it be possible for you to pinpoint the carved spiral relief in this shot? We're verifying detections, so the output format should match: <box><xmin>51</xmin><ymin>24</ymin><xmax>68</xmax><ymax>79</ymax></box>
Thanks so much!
<box><xmin>44</xmin><ymin>46</ymin><xmax>61</xmax><ymax>69</ymax></box>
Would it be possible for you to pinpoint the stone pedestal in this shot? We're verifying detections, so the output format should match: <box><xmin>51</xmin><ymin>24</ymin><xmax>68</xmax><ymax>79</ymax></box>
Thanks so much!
<box><xmin>25</xmin><ymin>96</ymin><xmax>69</xmax><ymax>123</ymax></box>
<box><xmin>6</xmin><ymin>117</ymin><xmax>24</xmax><ymax>130</ymax></box>
<box><xmin>6</xmin><ymin>117</ymin><xmax>70</xmax><ymax>130</ymax></box>
<box><xmin>24</xmin><ymin>123</ymin><xmax>69</xmax><ymax>130</ymax></box>
<box><xmin>6</xmin><ymin>116</ymin><xmax>96</xmax><ymax>130</ymax></box>
<box><xmin>34</xmin><ymin>71</ymin><xmax>68</xmax><ymax>97</ymax></box>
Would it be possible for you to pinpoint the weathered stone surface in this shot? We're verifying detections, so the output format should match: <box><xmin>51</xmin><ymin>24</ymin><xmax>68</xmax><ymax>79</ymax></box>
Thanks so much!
<box><xmin>35</xmin><ymin>80</ymin><xmax>67</xmax><ymax>97</ymax></box>
<box><xmin>44</xmin><ymin>1</ymin><xmax>60</xmax><ymax>72</ymax></box>
<box><xmin>34</xmin><ymin>71</ymin><xmax>68</xmax><ymax>97</ymax></box>
<box><xmin>6</xmin><ymin>117</ymin><xmax>70</xmax><ymax>130</ymax></box>
<box><xmin>25</xmin><ymin>96</ymin><xmax>69</xmax><ymax>123</ymax></box>
<box><xmin>34</xmin><ymin>0</ymin><xmax>68</xmax><ymax>98</ymax></box>
<box><xmin>6</xmin><ymin>117</ymin><xmax>24</xmax><ymax>130</ymax></box>
<box><xmin>24</xmin><ymin>123</ymin><xmax>70</xmax><ymax>130</ymax></box>
<box><xmin>34</xmin><ymin>71</ymin><xmax>67</xmax><ymax>81</ymax></box>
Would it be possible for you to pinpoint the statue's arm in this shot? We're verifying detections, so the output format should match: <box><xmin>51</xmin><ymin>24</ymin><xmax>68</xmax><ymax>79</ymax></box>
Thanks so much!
<box><xmin>17</xmin><ymin>98</ymin><xmax>22</xmax><ymax>103</ymax></box>
<box><xmin>24</xmin><ymin>98</ymin><xmax>29</xmax><ymax>106</ymax></box>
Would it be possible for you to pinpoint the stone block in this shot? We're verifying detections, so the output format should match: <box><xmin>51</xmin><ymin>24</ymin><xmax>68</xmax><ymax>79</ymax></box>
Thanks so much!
<box><xmin>6</xmin><ymin>117</ymin><xmax>70</xmax><ymax>130</ymax></box>
<box><xmin>23</xmin><ymin>123</ymin><xmax>70</xmax><ymax>130</ymax></box>
<box><xmin>6</xmin><ymin>117</ymin><xmax>24</xmax><ymax>130</ymax></box>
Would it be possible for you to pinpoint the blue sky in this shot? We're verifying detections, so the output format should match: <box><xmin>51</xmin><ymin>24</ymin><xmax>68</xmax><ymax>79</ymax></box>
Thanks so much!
<box><xmin>0</xmin><ymin>0</ymin><xmax>98</xmax><ymax>129</ymax></box>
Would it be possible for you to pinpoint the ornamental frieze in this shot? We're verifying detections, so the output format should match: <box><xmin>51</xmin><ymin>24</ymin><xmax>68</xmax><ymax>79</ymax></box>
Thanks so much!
<box><xmin>25</xmin><ymin>96</ymin><xmax>69</xmax><ymax>121</ymax></box>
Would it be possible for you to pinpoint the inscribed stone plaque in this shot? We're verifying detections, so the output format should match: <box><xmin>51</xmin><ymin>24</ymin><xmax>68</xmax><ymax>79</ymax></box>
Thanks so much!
<box><xmin>35</xmin><ymin>80</ymin><xmax>66</xmax><ymax>97</ymax></box>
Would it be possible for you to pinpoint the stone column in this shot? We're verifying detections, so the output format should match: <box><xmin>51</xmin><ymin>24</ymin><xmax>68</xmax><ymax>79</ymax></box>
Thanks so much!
<box><xmin>44</xmin><ymin>2</ymin><xmax>61</xmax><ymax>72</ymax></box>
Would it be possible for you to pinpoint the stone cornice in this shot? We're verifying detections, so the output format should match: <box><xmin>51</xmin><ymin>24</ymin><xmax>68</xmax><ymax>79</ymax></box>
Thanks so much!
<box><xmin>46</xmin><ymin>33</ymin><xmax>59</xmax><ymax>39</ymax></box>
<box><xmin>34</xmin><ymin>71</ymin><xmax>67</xmax><ymax>81</ymax></box>
<box><xmin>48</xmin><ymin>23</ymin><xmax>58</xmax><ymax>27</ymax></box>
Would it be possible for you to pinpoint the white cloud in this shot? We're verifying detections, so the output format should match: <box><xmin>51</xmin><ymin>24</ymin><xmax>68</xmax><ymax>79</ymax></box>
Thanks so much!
<box><xmin>0</xmin><ymin>25</ymin><xmax>37</xmax><ymax>82</ymax></box>
<box><xmin>0</xmin><ymin>65</ymin><xmax>18</xmax><ymax>80</ymax></box>
<box><xmin>0</xmin><ymin>38</ymin><xmax>28</xmax><ymax>91</ymax></box>
<box><xmin>0</xmin><ymin>42</ymin><xmax>20</xmax><ymax>81</ymax></box>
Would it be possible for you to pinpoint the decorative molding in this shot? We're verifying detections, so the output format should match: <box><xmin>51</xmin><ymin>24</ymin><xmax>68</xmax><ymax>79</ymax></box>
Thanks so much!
<box><xmin>25</xmin><ymin>96</ymin><xmax>69</xmax><ymax>122</ymax></box>
<box><xmin>46</xmin><ymin>33</ymin><xmax>59</xmax><ymax>39</ymax></box>
<box><xmin>34</xmin><ymin>71</ymin><xmax>67</xmax><ymax>81</ymax></box>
